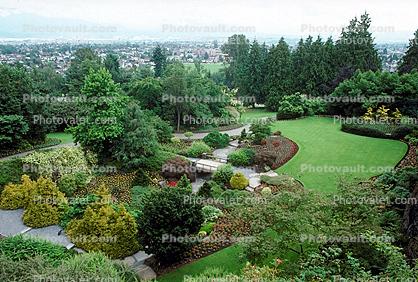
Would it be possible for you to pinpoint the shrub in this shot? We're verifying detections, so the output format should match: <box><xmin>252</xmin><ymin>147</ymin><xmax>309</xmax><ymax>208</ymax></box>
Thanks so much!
<box><xmin>405</xmin><ymin>130</ymin><xmax>418</xmax><ymax>145</ymax></box>
<box><xmin>212</xmin><ymin>164</ymin><xmax>234</xmax><ymax>186</ymax></box>
<box><xmin>0</xmin><ymin>159</ymin><xmax>26</xmax><ymax>193</ymax></box>
<box><xmin>203</xmin><ymin>131</ymin><xmax>230</xmax><ymax>149</ymax></box>
<box><xmin>200</xmin><ymin>222</ymin><xmax>216</xmax><ymax>235</ymax></box>
<box><xmin>23</xmin><ymin>176</ymin><xmax>67</xmax><ymax>228</ymax></box>
<box><xmin>66</xmin><ymin>187</ymin><xmax>139</xmax><ymax>259</ymax></box>
<box><xmin>341</xmin><ymin>121</ymin><xmax>415</xmax><ymax>139</ymax></box>
<box><xmin>260</xmin><ymin>174</ymin><xmax>303</xmax><ymax>190</ymax></box>
<box><xmin>197</xmin><ymin>180</ymin><xmax>222</xmax><ymax>198</ymax></box>
<box><xmin>58</xmin><ymin>172</ymin><xmax>91</xmax><ymax>198</ymax></box>
<box><xmin>261</xmin><ymin>187</ymin><xmax>272</xmax><ymax>197</ymax></box>
<box><xmin>0</xmin><ymin>235</ymin><xmax>74</xmax><ymax>265</ymax></box>
<box><xmin>59</xmin><ymin>194</ymin><xmax>99</xmax><ymax>229</ymax></box>
<box><xmin>0</xmin><ymin>175</ymin><xmax>33</xmax><ymax>209</ymax></box>
<box><xmin>184</xmin><ymin>131</ymin><xmax>193</xmax><ymax>139</ymax></box>
<box><xmin>177</xmin><ymin>174</ymin><xmax>193</xmax><ymax>191</ymax></box>
<box><xmin>228</xmin><ymin>148</ymin><xmax>255</xmax><ymax>166</ymax></box>
<box><xmin>230</xmin><ymin>172</ymin><xmax>249</xmax><ymax>190</ymax></box>
<box><xmin>187</xmin><ymin>141</ymin><xmax>212</xmax><ymax>157</ymax></box>
<box><xmin>201</xmin><ymin>205</ymin><xmax>223</xmax><ymax>223</ymax></box>
<box><xmin>277</xmin><ymin>103</ymin><xmax>304</xmax><ymax>120</ymax></box>
<box><xmin>138</xmin><ymin>188</ymin><xmax>204</xmax><ymax>264</ymax></box>
<box><xmin>250</xmin><ymin>122</ymin><xmax>272</xmax><ymax>145</ymax></box>
<box><xmin>0</xmin><ymin>115</ymin><xmax>29</xmax><ymax>149</ymax></box>
<box><xmin>22</xmin><ymin>147</ymin><xmax>93</xmax><ymax>180</ymax></box>
<box><xmin>161</xmin><ymin>156</ymin><xmax>195</xmax><ymax>181</ymax></box>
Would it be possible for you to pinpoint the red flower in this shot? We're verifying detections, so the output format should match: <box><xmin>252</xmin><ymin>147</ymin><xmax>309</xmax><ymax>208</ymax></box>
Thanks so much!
<box><xmin>167</xmin><ymin>181</ymin><xmax>177</xmax><ymax>187</ymax></box>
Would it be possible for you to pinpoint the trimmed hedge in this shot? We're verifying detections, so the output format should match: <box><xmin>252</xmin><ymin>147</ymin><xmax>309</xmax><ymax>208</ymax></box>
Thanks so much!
<box><xmin>203</xmin><ymin>131</ymin><xmax>230</xmax><ymax>149</ymax></box>
<box><xmin>341</xmin><ymin>122</ymin><xmax>415</xmax><ymax>139</ymax></box>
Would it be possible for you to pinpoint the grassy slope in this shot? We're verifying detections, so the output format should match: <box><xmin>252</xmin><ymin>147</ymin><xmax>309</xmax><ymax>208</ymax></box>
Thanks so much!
<box><xmin>240</xmin><ymin>108</ymin><xmax>277</xmax><ymax>124</ymax></box>
<box><xmin>271</xmin><ymin>117</ymin><xmax>408</xmax><ymax>194</ymax></box>
<box><xmin>157</xmin><ymin>245</ymin><xmax>245</xmax><ymax>282</ymax></box>
<box><xmin>46</xmin><ymin>132</ymin><xmax>74</xmax><ymax>144</ymax></box>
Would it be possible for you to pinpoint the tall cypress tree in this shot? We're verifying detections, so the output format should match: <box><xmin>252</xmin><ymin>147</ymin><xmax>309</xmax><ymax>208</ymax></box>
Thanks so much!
<box><xmin>398</xmin><ymin>30</ymin><xmax>418</xmax><ymax>74</ymax></box>
<box><xmin>152</xmin><ymin>45</ymin><xmax>167</xmax><ymax>78</ymax></box>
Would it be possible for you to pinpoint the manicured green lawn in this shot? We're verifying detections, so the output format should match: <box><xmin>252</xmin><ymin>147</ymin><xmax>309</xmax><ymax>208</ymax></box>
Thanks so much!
<box><xmin>240</xmin><ymin>108</ymin><xmax>276</xmax><ymax>123</ymax></box>
<box><xmin>157</xmin><ymin>245</ymin><xmax>245</xmax><ymax>282</ymax></box>
<box><xmin>271</xmin><ymin>117</ymin><xmax>408</xmax><ymax>193</ymax></box>
<box><xmin>184</xmin><ymin>62</ymin><xmax>225</xmax><ymax>73</ymax></box>
<box><xmin>46</xmin><ymin>132</ymin><xmax>74</xmax><ymax>144</ymax></box>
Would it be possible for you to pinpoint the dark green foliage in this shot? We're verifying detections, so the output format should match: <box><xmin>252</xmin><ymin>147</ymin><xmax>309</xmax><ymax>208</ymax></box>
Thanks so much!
<box><xmin>212</xmin><ymin>164</ymin><xmax>234</xmax><ymax>186</ymax></box>
<box><xmin>152</xmin><ymin>45</ymin><xmax>167</xmax><ymax>77</ymax></box>
<box><xmin>177</xmin><ymin>174</ymin><xmax>193</xmax><ymax>191</ymax></box>
<box><xmin>0</xmin><ymin>236</ymin><xmax>74</xmax><ymax>266</ymax></box>
<box><xmin>59</xmin><ymin>194</ymin><xmax>99</xmax><ymax>229</ymax></box>
<box><xmin>341</xmin><ymin>121</ymin><xmax>415</xmax><ymax>139</ymax></box>
<box><xmin>0</xmin><ymin>159</ymin><xmax>25</xmax><ymax>192</ymax></box>
<box><xmin>186</xmin><ymin>141</ymin><xmax>212</xmax><ymax>157</ymax></box>
<box><xmin>250</xmin><ymin>122</ymin><xmax>272</xmax><ymax>144</ymax></box>
<box><xmin>203</xmin><ymin>131</ymin><xmax>230</xmax><ymax>149</ymax></box>
<box><xmin>58</xmin><ymin>172</ymin><xmax>90</xmax><ymax>197</ymax></box>
<box><xmin>398</xmin><ymin>30</ymin><xmax>418</xmax><ymax>74</ymax></box>
<box><xmin>0</xmin><ymin>115</ymin><xmax>29</xmax><ymax>148</ymax></box>
<box><xmin>197</xmin><ymin>180</ymin><xmax>222</xmax><ymax>198</ymax></box>
<box><xmin>228</xmin><ymin>148</ymin><xmax>255</xmax><ymax>166</ymax></box>
<box><xmin>138</xmin><ymin>188</ymin><xmax>204</xmax><ymax>263</ymax></box>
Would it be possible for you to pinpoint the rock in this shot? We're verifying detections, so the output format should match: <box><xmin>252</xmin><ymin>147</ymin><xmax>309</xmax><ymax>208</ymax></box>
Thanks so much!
<box><xmin>249</xmin><ymin>177</ymin><xmax>261</xmax><ymax>188</ymax></box>
<box><xmin>134</xmin><ymin>265</ymin><xmax>157</xmax><ymax>281</ymax></box>
<box><xmin>245</xmin><ymin>186</ymin><xmax>255</xmax><ymax>192</ymax></box>
<box><xmin>123</xmin><ymin>255</ymin><xmax>136</xmax><ymax>267</ymax></box>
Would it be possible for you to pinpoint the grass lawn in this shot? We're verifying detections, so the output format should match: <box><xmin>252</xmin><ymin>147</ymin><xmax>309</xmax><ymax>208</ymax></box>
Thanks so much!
<box><xmin>240</xmin><ymin>108</ymin><xmax>276</xmax><ymax>123</ymax></box>
<box><xmin>184</xmin><ymin>62</ymin><xmax>225</xmax><ymax>73</ymax></box>
<box><xmin>157</xmin><ymin>245</ymin><xmax>245</xmax><ymax>282</ymax></box>
<box><xmin>46</xmin><ymin>132</ymin><xmax>74</xmax><ymax>144</ymax></box>
<box><xmin>271</xmin><ymin>116</ymin><xmax>408</xmax><ymax>194</ymax></box>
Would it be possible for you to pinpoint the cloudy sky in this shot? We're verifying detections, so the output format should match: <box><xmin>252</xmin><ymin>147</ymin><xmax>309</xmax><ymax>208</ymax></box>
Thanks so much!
<box><xmin>0</xmin><ymin>0</ymin><xmax>417</xmax><ymax>41</ymax></box>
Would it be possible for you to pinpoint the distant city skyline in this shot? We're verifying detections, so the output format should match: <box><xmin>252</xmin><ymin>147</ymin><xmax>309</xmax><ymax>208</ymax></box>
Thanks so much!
<box><xmin>0</xmin><ymin>0</ymin><xmax>417</xmax><ymax>42</ymax></box>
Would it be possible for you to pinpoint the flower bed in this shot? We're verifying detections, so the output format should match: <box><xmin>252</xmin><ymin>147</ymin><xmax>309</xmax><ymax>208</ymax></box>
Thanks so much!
<box><xmin>250</xmin><ymin>136</ymin><xmax>299</xmax><ymax>171</ymax></box>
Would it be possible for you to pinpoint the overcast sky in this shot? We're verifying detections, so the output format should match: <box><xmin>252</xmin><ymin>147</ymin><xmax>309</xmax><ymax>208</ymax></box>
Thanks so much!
<box><xmin>0</xmin><ymin>0</ymin><xmax>417</xmax><ymax>41</ymax></box>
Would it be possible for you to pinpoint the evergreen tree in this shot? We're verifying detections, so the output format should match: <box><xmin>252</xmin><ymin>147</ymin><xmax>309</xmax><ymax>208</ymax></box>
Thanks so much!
<box><xmin>265</xmin><ymin>38</ymin><xmax>293</xmax><ymax>110</ymax></box>
<box><xmin>247</xmin><ymin>40</ymin><xmax>267</xmax><ymax>105</ymax></box>
<box><xmin>398</xmin><ymin>30</ymin><xmax>418</xmax><ymax>74</ymax></box>
<box><xmin>104</xmin><ymin>53</ymin><xmax>122</xmax><ymax>83</ymax></box>
<box><xmin>336</xmin><ymin>12</ymin><xmax>381</xmax><ymax>72</ymax></box>
<box><xmin>151</xmin><ymin>45</ymin><xmax>167</xmax><ymax>78</ymax></box>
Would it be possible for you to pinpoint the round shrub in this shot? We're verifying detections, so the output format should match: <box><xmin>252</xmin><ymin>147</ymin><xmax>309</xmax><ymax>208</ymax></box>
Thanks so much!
<box><xmin>58</xmin><ymin>172</ymin><xmax>91</xmax><ymax>198</ymax></box>
<box><xmin>261</xmin><ymin>187</ymin><xmax>272</xmax><ymax>197</ymax></box>
<box><xmin>0</xmin><ymin>175</ymin><xmax>33</xmax><ymax>210</ymax></box>
<box><xmin>199</xmin><ymin>222</ymin><xmax>216</xmax><ymax>235</ymax></box>
<box><xmin>229</xmin><ymin>172</ymin><xmax>249</xmax><ymax>190</ymax></box>
<box><xmin>161</xmin><ymin>156</ymin><xmax>195</xmax><ymax>181</ymax></box>
<box><xmin>228</xmin><ymin>148</ymin><xmax>255</xmax><ymax>166</ymax></box>
<box><xmin>138</xmin><ymin>188</ymin><xmax>204</xmax><ymax>264</ymax></box>
<box><xmin>276</xmin><ymin>103</ymin><xmax>304</xmax><ymax>120</ymax></box>
<box><xmin>203</xmin><ymin>131</ymin><xmax>230</xmax><ymax>149</ymax></box>
<box><xmin>66</xmin><ymin>187</ymin><xmax>140</xmax><ymax>259</ymax></box>
<box><xmin>212</xmin><ymin>164</ymin><xmax>234</xmax><ymax>186</ymax></box>
<box><xmin>250</xmin><ymin>122</ymin><xmax>272</xmax><ymax>145</ymax></box>
<box><xmin>186</xmin><ymin>141</ymin><xmax>212</xmax><ymax>157</ymax></box>
<box><xmin>22</xmin><ymin>176</ymin><xmax>67</xmax><ymax>228</ymax></box>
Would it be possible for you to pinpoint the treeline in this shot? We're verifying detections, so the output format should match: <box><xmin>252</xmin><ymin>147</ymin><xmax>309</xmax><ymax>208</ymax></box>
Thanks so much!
<box><xmin>221</xmin><ymin>13</ymin><xmax>418</xmax><ymax>113</ymax></box>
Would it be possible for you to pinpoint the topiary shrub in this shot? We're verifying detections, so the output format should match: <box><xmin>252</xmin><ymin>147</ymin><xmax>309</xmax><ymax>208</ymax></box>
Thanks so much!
<box><xmin>229</xmin><ymin>172</ymin><xmax>249</xmax><ymax>190</ymax></box>
<box><xmin>66</xmin><ymin>186</ymin><xmax>140</xmax><ymax>259</ymax></box>
<box><xmin>228</xmin><ymin>148</ymin><xmax>255</xmax><ymax>166</ymax></box>
<box><xmin>22</xmin><ymin>176</ymin><xmax>68</xmax><ymax>228</ymax></box>
<box><xmin>0</xmin><ymin>175</ymin><xmax>33</xmax><ymax>210</ymax></box>
<box><xmin>58</xmin><ymin>172</ymin><xmax>91</xmax><ymax>198</ymax></box>
<box><xmin>203</xmin><ymin>131</ymin><xmax>230</xmax><ymax>149</ymax></box>
<box><xmin>186</xmin><ymin>141</ymin><xmax>212</xmax><ymax>157</ymax></box>
<box><xmin>212</xmin><ymin>164</ymin><xmax>234</xmax><ymax>186</ymax></box>
<box><xmin>138</xmin><ymin>188</ymin><xmax>204</xmax><ymax>264</ymax></box>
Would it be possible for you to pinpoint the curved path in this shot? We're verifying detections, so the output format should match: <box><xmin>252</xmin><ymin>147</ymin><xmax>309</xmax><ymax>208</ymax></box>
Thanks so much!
<box><xmin>173</xmin><ymin>124</ymin><xmax>250</xmax><ymax>140</ymax></box>
<box><xmin>0</xmin><ymin>142</ymin><xmax>77</xmax><ymax>161</ymax></box>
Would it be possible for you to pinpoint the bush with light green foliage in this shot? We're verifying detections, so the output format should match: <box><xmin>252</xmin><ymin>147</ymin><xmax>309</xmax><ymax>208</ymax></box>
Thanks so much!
<box><xmin>186</xmin><ymin>141</ymin><xmax>212</xmax><ymax>157</ymax></box>
<box><xmin>201</xmin><ymin>205</ymin><xmax>223</xmax><ymax>223</ymax></box>
<box><xmin>228</xmin><ymin>148</ymin><xmax>255</xmax><ymax>166</ymax></box>
<box><xmin>22</xmin><ymin>147</ymin><xmax>94</xmax><ymax>179</ymax></box>
<box><xmin>58</xmin><ymin>172</ymin><xmax>91</xmax><ymax>197</ymax></box>
<box><xmin>0</xmin><ymin>175</ymin><xmax>33</xmax><ymax>209</ymax></box>
<box><xmin>66</xmin><ymin>186</ymin><xmax>140</xmax><ymax>259</ymax></box>
<box><xmin>22</xmin><ymin>176</ymin><xmax>68</xmax><ymax>228</ymax></box>
<box><xmin>229</xmin><ymin>172</ymin><xmax>249</xmax><ymax>190</ymax></box>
